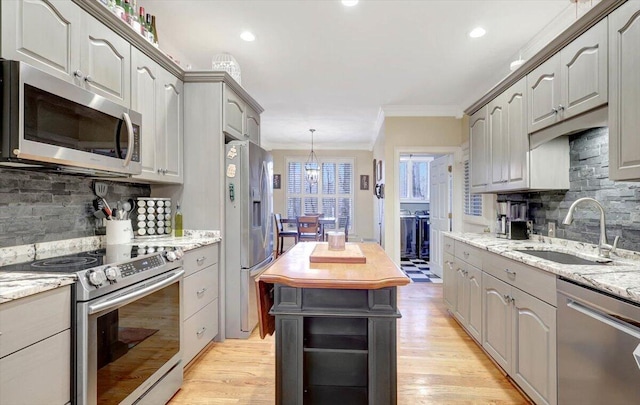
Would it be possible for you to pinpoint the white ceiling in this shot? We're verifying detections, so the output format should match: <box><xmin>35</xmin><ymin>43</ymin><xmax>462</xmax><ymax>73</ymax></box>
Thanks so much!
<box><xmin>140</xmin><ymin>0</ymin><xmax>579</xmax><ymax>150</ymax></box>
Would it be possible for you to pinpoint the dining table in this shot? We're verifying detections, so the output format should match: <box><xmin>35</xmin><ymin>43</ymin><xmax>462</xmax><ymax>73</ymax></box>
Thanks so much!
<box><xmin>281</xmin><ymin>216</ymin><xmax>337</xmax><ymax>239</ymax></box>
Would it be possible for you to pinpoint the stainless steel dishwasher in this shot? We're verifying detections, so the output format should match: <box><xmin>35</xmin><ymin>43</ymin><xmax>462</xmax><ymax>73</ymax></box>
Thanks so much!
<box><xmin>557</xmin><ymin>278</ymin><xmax>640</xmax><ymax>404</ymax></box>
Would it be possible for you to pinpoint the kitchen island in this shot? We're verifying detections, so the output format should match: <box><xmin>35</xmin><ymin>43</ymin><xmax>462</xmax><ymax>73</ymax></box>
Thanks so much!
<box><xmin>256</xmin><ymin>242</ymin><xmax>410</xmax><ymax>405</ymax></box>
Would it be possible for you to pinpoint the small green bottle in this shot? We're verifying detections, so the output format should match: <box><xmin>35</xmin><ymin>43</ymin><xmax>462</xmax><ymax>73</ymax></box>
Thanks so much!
<box><xmin>174</xmin><ymin>203</ymin><xmax>183</xmax><ymax>237</ymax></box>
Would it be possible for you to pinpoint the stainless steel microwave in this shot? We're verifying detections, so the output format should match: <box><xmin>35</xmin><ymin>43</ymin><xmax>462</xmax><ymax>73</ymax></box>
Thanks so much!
<box><xmin>0</xmin><ymin>60</ymin><xmax>141</xmax><ymax>176</ymax></box>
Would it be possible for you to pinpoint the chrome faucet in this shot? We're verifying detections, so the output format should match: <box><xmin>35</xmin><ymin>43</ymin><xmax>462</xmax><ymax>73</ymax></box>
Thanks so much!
<box><xmin>562</xmin><ymin>197</ymin><xmax>620</xmax><ymax>258</ymax></box>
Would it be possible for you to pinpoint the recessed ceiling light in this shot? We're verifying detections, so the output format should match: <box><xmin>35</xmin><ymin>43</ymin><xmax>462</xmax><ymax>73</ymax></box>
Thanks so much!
<box><xmin>469</xmin><ymin>27</ymin><xmax>486</xmax><ymax>38</ymax></box>
<box><xmin>342</xmin><ymin>0</ymin><xmax>359</xmax><ymax>7</ymax></box>
<box><xmin>240</xmin><ymin>31</ymin><xmax>255</xmax><ymax>42</ymax></box>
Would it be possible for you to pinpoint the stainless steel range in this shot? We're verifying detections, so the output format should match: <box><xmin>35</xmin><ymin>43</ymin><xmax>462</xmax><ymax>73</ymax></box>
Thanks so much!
<box><xmin>4</xmin><ymin>246</ymin><xmax>185</xmax><ymax>405</ymax></box>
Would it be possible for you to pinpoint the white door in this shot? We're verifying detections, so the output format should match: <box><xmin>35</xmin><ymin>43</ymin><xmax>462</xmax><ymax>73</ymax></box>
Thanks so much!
<box><xmin>429</xmin><ymin>155</ymin><xmax>452</xmax><ymax>278</ymax></box>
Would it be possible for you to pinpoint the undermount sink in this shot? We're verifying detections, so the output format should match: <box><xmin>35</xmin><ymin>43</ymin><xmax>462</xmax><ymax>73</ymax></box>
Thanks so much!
<box><xmin>514</xmin><ymin>250</ymin><xmax>611</xmax><ymax>266</ymax></box>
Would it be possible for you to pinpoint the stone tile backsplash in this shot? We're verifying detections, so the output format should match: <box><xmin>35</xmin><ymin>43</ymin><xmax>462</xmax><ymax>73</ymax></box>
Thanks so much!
<box><xmin>0</xmin><ymin>168</ymin><xmax>150</xmax><ymax>248</ymax></box>
<box><xmin>500</xmin><ymin>127</ymin><xmax>640</xmax><ymax>252</ymax></box>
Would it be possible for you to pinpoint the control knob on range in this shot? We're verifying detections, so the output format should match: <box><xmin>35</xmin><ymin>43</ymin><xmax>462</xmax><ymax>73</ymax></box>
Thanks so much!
<box><xmin>165</xmin><ymin>251</ymin><xmax>177</xmax><ymax>262</ymax></box>
<box><xmin>88</xmin><ymin>269</ymin><xmax>107</xmax><ymax>286</ymax></box>
<box><xmin>174</xmin><ymin>248</ymin><xmax>184</xmax><ymax>259</ymax></box>
<box><xmin>104</xmin><ymin>266</ymin><xmax>121</xmax><ymax>281</ymax></box>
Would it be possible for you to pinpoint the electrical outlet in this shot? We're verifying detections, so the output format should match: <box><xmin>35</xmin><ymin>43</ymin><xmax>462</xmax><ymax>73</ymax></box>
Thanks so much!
<box><xmin>548</xmin><ymin>222</ymin><xmax>556</xmax><ymax>238</ymax></box>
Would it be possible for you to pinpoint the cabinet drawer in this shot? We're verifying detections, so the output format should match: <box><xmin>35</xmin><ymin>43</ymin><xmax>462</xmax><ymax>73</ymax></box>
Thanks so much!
<box><xmin>183</xmin><ymin>263</ymin><xmax>219</xmax><ymax>319</ymax></box>
<box><xmin>183</xmin><ymin>244</ymin><xmax>218</xmax><ymax>277</ymax></box>
<box><xmin>443</xmin><ymin>237</ymin><xmax>455</xmax><ymax>255</ymax></box>
<box><xmin>183</xmin><ymin>298</ymin><xmax>218</xmax><ymax>366</ymax></box>
<box><xmin>454</xmin><ymin>241</ymin><xmax>484</xmax><ymax>270</ymax></box>
<box><xmin>0</xmin><ymin>329</ymin><xmax>70</xmax><ymax>405</ymax></box>
<box><xmin>0</xmin><ymin>286</ymin><xmax>70</xmax><ymax>358</ymax></box>
<box><xmin>484</xmin><ymin>253</ymin><xmax>557</xmax><ymax>306</ymax></box>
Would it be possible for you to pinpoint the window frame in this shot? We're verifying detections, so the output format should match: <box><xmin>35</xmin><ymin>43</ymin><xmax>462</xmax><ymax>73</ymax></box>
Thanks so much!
<box><xmin>285</xmin><ymin>156</ymin><xmax>355</xmax><ymax>232</ymax></box>
<box><xmin>399</xmin><ymin>155</ymin><xmax>434</xmax><ymax>203</ymax></box>
<box><xmin>462</xmin><ymin>142</ymin><xmax>487</xmax><ymax>226</ymax></box>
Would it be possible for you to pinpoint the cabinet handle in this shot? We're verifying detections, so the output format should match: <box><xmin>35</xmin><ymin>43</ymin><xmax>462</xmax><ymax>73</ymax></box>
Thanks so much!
<box><xmin>196</xmin><ymin>257</ymin><xmax>206</xmax><ymax>265</ymax></box>
<box><xmin>85</xmin><ymin>75</ymin><xmax>93</xmax><ymax>83</ymax></box>
<box><xmin>73</xmin><ymin>70</ymin><xmax>84</xmax><ymax>79</ymax></box>
<box><xmin>557</xmin><ymin>104</ymin><xmax>565</xmax><ymax>112</ymax></box>
<box><xmin>552</xmin><ymin>107</ymin><xmax>558</xmax><ymax>114</ymax></box>
<box><xmin>196</xmin><ymin>288</ymin><xmax>207</xmax><ymax>296</ymax></box>
<box><xmin>446</xmin><ymin>243</ymin><xmax>451</xmax><ymax>249</ymax></box>
<box><xmin>196</xmin><ymin>327</ymin><xmax>206</xmax><ymax>337</ymax></box>
<box><xmin>463</xmin><ymin>251</ymin><xmax>469</xmax><ymax>257</ymax></box>
<box><xmin>503</xmin><ymin>294</ymin><xmax>514</xmax><ymax>304</ymax></box>
<box><xmin>504</xmin><ymin>268</ymin><xmax>516</xmax><ymax>277</ymax></box>
<box><xmin>163</xmin><ymin>169</ymin><xmax>168</xmax><ymax>174</ymax></box>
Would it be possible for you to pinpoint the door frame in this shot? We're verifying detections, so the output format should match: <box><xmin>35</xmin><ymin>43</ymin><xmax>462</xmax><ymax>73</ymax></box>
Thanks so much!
<box><xmin>388</xmin><ymin>146</ymin><xmax>462</xmax><ymax>265</ymax></box>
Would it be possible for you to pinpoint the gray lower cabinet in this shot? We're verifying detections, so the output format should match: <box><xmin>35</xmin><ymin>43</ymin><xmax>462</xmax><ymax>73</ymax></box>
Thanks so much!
<box><xmin>182</xmin><ymin>244</ymin><xmax>219</xmax><ymax>366</ymax></box>
<box><xmin>482</xmin><ymin>272</ymin><xmax>557</xmax><ymax>405</ymax></box>
<box><xmin>609</xmin><ymin>0</ymin><xmax>640</xmax><ymax>181</ymax></box>
<box><xmin>271</xmin><ymin>285</ymin><xmax>400</xmax><ymax>405</ymax></box>
<box><xmin>0</xmin><ymin>286</ymin><xmax>71</xmax><ymax>405</ymax></box>
<box><xmin>443</xmin><ymin>239</ymin><xmax>557</xmax><ymax>405</ymax></box>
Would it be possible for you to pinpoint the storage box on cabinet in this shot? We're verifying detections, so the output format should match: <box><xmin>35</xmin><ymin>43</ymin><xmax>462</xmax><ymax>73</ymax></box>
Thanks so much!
<box><xmin>0</xmin><ymin>287</ymin><xmax>71</xmax><ymax>405</ymax></box>
<box><xmin>1</xmin><ymin>0</ymin><xmax>131</xmax><ymax>107</ymax></box>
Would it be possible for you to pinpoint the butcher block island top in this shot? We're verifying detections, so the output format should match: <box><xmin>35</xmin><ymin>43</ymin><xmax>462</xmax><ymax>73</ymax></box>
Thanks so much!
<box><xmin>259</xmin><ymin>242</ymin><xmax>410</xmax><ymax>290</ymax></box>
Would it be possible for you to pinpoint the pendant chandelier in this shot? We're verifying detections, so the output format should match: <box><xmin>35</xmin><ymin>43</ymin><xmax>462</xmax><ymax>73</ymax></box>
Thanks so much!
<box><xmin>305</xmin><ymin>129</ymin><xmax>320</xmax><ymax>184</ymax></box>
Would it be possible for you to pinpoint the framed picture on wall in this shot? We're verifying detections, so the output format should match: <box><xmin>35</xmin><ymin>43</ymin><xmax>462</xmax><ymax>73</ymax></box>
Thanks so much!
<box><xmin>377</xmin><ymin>160</ymin><xmax>383</xmax><ymax>182</ymax></box>
<box><xmin>372</xmin><ymin>159</ymin><xmax>377</xmax><ymax>194</ymax></box>
<box><xmin>273</xmin><ymin>174</ymin><xmax>281</xmax><ymax>189</ymax></box>
<box><xmin>360</xmin><ymin>175</ymin><xmax>370</xmax><ymax>190</ymax></box>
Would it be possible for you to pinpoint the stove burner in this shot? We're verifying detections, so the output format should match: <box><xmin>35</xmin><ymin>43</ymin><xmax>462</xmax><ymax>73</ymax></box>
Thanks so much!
<box><xmin>31</xmin><ymin>257</ymin><xmax>99</xmax><ymax>268</ymax></box>
<box><xmin>85</xmin><ymin>249</ymin><xmax>107</xmax><ymax>257</ymax></box>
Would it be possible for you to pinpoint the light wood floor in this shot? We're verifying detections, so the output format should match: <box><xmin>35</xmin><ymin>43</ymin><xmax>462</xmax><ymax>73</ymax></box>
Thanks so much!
<box><xmin>169</xmin><ymin>282</ymin><xmax>529</xmax><ymax>404</ymax></box>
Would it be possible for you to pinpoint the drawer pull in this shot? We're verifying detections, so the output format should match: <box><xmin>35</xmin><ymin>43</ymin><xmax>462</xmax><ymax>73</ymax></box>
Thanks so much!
<box><xmin>463</xmin><ymin>251</ymin><xmax>469</xmax><ymax>257</ymax></box>
<box><xmin>196</xmin><ymin>288</ymin><xmax>207</xmax><ymax>296</ymax></box>
<box><xmin>446</xmin><ymin>243</ymin><xmax>451</xmax><ymax>248</ymax></box>
<box><xmin>504</xmin><ymin>268</ymin><xmax>516</xmax><ymax>277</ymax></box>
<box><xmin>196</xmin><ymin>327</ymin><xmax>207</xmax><ymax>337</ymax></box>
<box><xmin>196</xmin><ymin>257</ymin><xmax>206</xmax><ymax>265</ymax></box>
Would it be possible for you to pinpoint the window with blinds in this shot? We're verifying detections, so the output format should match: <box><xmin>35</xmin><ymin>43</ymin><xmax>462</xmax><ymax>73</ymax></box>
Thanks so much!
<box><xmin>464</xmin><ymin>159</ymin><xmax>483</xmax><ymax>216</ymax></box>
<box><xmin>286</xmin><ymin>158</ymin><xmax>354</xmax><ymax>231</ymax></box>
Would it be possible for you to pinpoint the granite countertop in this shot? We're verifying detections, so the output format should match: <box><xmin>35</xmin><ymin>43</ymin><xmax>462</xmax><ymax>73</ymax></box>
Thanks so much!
<box><xmin>445</xmin><ymin>232</ymin><xmax>640</xmax><ymax>304</ymax></box>
<box><xmin>0</xmin><ymin>230</ymin><xmax>221</xmax><ymax>304</ymax></box>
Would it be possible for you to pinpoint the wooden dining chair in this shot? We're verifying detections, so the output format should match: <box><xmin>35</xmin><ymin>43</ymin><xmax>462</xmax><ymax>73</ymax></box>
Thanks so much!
<box><xmin>274</xmin><ymin>214</ymin><xmax>298</xmax><ymax>257</ymax></box>
<box><xmin>297</xmin><ymin>215</ymin><xmax>321</xmax><ymax>241</ymax></box>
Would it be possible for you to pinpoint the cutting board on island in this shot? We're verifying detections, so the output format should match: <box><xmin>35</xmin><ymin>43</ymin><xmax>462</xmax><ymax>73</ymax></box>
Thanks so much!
<box><xmin>309</xmin><ymin>243</ymin><xmax>366</xmax><ymax>264</ymax></box>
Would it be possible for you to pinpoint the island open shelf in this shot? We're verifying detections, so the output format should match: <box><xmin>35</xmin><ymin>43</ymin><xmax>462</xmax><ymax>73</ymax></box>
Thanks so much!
<box><xmin>257</xmin><ymin>242</ymin><xmax>410</xmax><ymax>405</ymax></box>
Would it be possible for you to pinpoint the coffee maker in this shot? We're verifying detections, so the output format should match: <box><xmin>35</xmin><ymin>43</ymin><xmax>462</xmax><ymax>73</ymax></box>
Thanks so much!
<box><xmin>496</xmin><ymin>201</ymin><xmax>529</xmax><ymax>240</ymax></box>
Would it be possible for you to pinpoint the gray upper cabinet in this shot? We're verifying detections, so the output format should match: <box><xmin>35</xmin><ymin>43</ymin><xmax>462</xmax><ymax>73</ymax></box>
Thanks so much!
<box><xmin>469</xmin><ymin>106</ymin><xmax>489</xmax><ymax>193</ymax></box>
<box><xmin>1</xmin><ymin>0</ymin><xmax>81</xmax><ymax>83</ymax></box>
<box><xmin>528</xmin><ymin>19</ymin><xmax>608</xmax><ymax>134</ymax></box>
<box><xmin>223</xmin><ymin>85</ymin><xmax>262</xmax><ymax>145</ymax></box>
<box><xmin>246</xmin><ymin>106</ymin><xmax>261</xmax><ymax>145</ymax></box>
<box><xmin>527</xmin><ymin>55</ymin><xmax>562</xmax><ymax>133</ymax></box>
<box><xmin>132</xmin><ymin>47</ymin><xmax>183</xmax><ymax>184</ymax></box>
<box><xmin>488</xmin><ymin>94</ymin><xmax>507</xmax><ymax>188</ymax></box>
<box><xmin>609</xmin><ymin>0</ymin><xmax>640</xmax><ymax>181</ymax></box>
<box><xmin>505</xmin><ymin>80</ymin><xmax>528</xmax><ymax>189</ymax></box>
<box><xmin>223</xmin><ymin>85</ymin><xmax>246</xmax><ymax>140</ymax></box>
<box><xmin>561</xmin><ymin>18</ymin><xmax>608</xmax><ymax>120</ymax></box>
<box><xmin>1</xmin><ymin>0</ymin><xmax>131</xmax><ymax>107</ymax></box>
<box><xmin>79</xmin><ymin>13</ymin><xmax>131</xmax><ymax>106</ymax></box>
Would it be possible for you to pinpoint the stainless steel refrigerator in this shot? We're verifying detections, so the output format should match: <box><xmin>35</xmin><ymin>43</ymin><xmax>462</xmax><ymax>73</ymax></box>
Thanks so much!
<box><xmin>225</xmin><ymin>140</ymin><xmax>274</xmax><ymax>338</ymax></box>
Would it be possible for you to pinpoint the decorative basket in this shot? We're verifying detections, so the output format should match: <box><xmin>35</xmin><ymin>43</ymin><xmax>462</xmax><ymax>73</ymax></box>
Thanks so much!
<box><xmin>212</xmin><ymin>53</ymin><xmax>242</xmax><ymax>84</ymax></box>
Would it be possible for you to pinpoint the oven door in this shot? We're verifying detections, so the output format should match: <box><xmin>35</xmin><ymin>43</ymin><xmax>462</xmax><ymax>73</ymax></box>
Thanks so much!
<box><xmin>76</xmin><ymin>269</ymin><xmax>183</xmax><ymax>405</ymax></box>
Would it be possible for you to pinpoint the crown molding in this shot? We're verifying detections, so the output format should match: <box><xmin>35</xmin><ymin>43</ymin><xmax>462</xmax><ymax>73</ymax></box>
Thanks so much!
<box><xmin>381</xmin><ymin>105</ymin><xmax>463</xmax><ymax>118</ymax></box>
